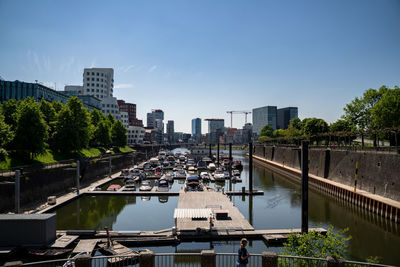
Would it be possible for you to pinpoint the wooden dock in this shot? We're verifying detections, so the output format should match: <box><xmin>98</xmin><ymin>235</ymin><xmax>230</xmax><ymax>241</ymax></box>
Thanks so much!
<box><xmin>176</xmin><ymin>188</ymin><xmax>254</xmax><ymax>231</ymax></box>
<box><xmin>72</xmin><ymin>239</ymin><xmax>99</xmax><ymax>255</ymax></box>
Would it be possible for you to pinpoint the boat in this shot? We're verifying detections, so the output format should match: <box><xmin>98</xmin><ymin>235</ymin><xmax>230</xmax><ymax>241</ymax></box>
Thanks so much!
<box><xmin>162</xmin><ymin>161</ymin><xmax>171</xmax><ymax>169</ymax></box>
<box><xmin>143</xmin><ymin>163</ymin><xmax>152</xmax><ymax>171</ymax></box>
<box><xmin>175</xmin><ymin>169</ymin><xmax>187</xmax><ymax>179</ymax></box>
<box><xmin>202</xmin><ymin>156</ymin><xmax>213</xmax><ymax>165</ymax></box>
<box><xmin>107</xmin><ymin>184</ymin><xmax>121</xmax><ymax>191</ymax></box>
<box><xmin>186</xmin><ymin>159</ymin><xmax>196</xmax><ymax>169</ymax></box>
<box><xmin>232</xmin><ymin>169</ymin><xmax>240</xmax><ymax>176</ymax></box>
<box><xmin>157</xmin><ymin>178</ymin><xmax>169</xmax><ymax>192</ymax></box>
<box><xmin>121</xmin><ymin>180</ymin><xmax>136</xmax><ymax>191</ymax></box>
<box><xmin>213</xmin><ymin>169</ymin><xmax>225</xmax><ymax>182</ymax></box>
<box><xmin>231</xmin><ymin>176</ymin><xmax>242</xmax><ymax>183</ymax></box>
<box><xmin>223</xmin><ymin>171</ymin><xmax>230</xmax><ymax>179</ymax></box>
<box><xmin>139</xmin><ymin>180</ymin><xmax>152</xmax><ymax>191</ymax></box>
<box><xmin>208</xmin><ymin>163</ymin><xmax>216</xmax><ymax>171</ymax></box>
<box><xmin>197</xmin><ymin>160</ymin><xmax>207</xmax><ymax>170</ymax></box>
<box><xmin>163</xmin><ymin>171</ymin><xmax>175</xmax><ymax>182</ymax></box>
<box><xmin>232</xmin><ymin>160</ymin><xmax>243</xmax><ymax>170</ymax></box>
<box><xmin>222</xmin><ymin>158</ymin><xmax>230</xmax><ymax>167</ymax></box>
<box><xmin>91</xmin><ymin>186</ymin><xmax>102</xmax><ymax>191</ymax></box>
<box><xmin>187</xmin><ymin>166</ymin><xmax>197</xmax><ymax>174</ymax></box>
<box><xmin>184</xmin><ymin>175</ymin><xmax>204</xmax><ymax>191</ymax></box>
<box><xmin>120</xmin><ymin>168</ymin><xmax>129</xmax><ymax>178</ymax></box>
<box><xmin>149</xmin><ymin>157</ymin><xmax>160</xmax><ymax>167</ymax></box>
<box><xmin>200</xmin><ymin>172</ymin><xmax>211</xmax><ymax>182</ymax></box>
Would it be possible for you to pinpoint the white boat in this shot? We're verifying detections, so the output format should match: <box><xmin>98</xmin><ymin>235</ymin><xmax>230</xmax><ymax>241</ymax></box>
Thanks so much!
<box><xmin>213</xmin><ymin>169</ymin><xmax>225</xmax><ymax>181</ymax></box>
<box><xmin>223</xmin><ymin>171</ymin><xmax>230</xmax><ymax>179</ymax></box>
<box><xmin>200</xmin><ymin>172</ymin><xmax>211</xmax><ymax>182</ymax></box>
<box><xmin>175</xmin><ymin>169</ymin><xmax>187</xmax><ymax>179</ymax></box>
<box><xmin>184</xmin><ymin>175</ymin><xmax>204</xmax><ymax>192</ymax></box>
<box><xmin>139</xmin><ymin>180</ymin><xmax>152</xmax><ymax>191</ymax></box>
<box><xmin>149</xmin><ymin>157</ymin><xmax>160</xmax><ymax>167</ymax></box>
<box><xmin>121</xmin><ymin>180</ymin><xmax>136</xmax><ymax>191</ymax></box>
<box><xmin>208</xmin><ymin>163</ymin><xmax>216</xmax><ymax>171</ymax></box>
<box><xmin>157</xmin><ymin>178</ymin><xmax>169</xmax><ymax>192</ymax></box>
<box><xmin>163</xmin><ymin>171</ymin><xmax>175</xmax><ymax>182</ymax></box>
<box><xmin>233</xmin><ymin>169</ymin><xmax>241</xmax><ymax>176</ymax></box>
<box><xmin>188</xmin><ymin>166</ymin><xmax>197</xmax><ymax>173</ymax></box>
<box><xmin>231</xmin><ymin>176</ymin><xmax>242</xmax><ymax>183</ymax></box>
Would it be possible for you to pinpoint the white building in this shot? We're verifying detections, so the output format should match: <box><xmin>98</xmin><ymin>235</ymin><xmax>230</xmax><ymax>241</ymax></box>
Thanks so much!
<box><xmin>82</xmin><ymin>68</ymin><xmax>114</xmax><ymax>99</ymax></box>
<box><xmin>100</xmin><ymin>96</ymin><xmax>121</xmax><ymax>121</ymax></box>
<box><xmin>120</xmin><ymin>111</ymin><xmax>129</xmax><ymax>128</ymax></box>
<box><xmin>64</xmin><ymin>85</ymin><xmax>84</xmax><ymax>94</ymax></box>
<box><xmin>127</xmin><ymin>126</ymin><xmax>145</xmax><ymax>144</ymax></box>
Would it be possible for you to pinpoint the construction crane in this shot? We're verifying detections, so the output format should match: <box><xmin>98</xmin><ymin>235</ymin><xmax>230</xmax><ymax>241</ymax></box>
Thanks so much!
<box><xmin>226</xmin><ymin>111</ymin><xmax>252</xmax><ymax>128</ymax></box>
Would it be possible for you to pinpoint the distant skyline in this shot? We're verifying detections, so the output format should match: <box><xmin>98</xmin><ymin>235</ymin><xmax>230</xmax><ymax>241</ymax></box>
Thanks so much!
<box><xmin>1</xmin><ymin>0</ymin><xmax>399</xmax><ymax>133</ymax></box>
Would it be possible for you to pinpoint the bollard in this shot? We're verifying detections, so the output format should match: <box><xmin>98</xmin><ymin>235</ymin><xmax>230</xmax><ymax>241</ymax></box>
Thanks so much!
<box><xmin>201</xmin><ymin>250</ymin><xmax>216</xmax><ymax>267</ymax></box>
<box><xmin>15</xmin><ymin>170</ymin><xmax>20</xmax><ymax>214</ymax></box>
<box><xmin>109</xmin><ymin>157</ymin><xmax>112</xmax><ymax>177</ymax></box>
<box><xmin>76</xmin><ymin>161</ymin><xmax>80</xmax><ymax>195</ymax></box>
<box><xmin>75</xmin><ymin>254</ymin><xmax>92</xmax><ymax>267</ymax></box>
<box><xmin>301</xmin><ymin>141</ymin><xmax>309</xmax><ymax>233</ymax></box>
<box><xmin>262</xmin><ymin>252</ymin><xmax>278</xmax><ymax>267</ymax></box>
<box><xmin>242</xmin><ymin>186</ymin><xmax>246</xmax><ymax>194</ymax></box>
<box><xmin>249</xmin><ymin>142</ymin><xmax>253</xmax><ymax>194</ymax></box>
<box><xmin>139</xmin><ymin>250</ymin><xmax>155</xmax><ymax>267</ymax></box>
<box><xmin>326</xmin><ymin>256</ymin><xmax>344</xmax><ymax>267</ymax></box>
<box><xmin>229</xmin><ymin>143</ymin><xmax>232</xmax><ymax>162</ymax></box>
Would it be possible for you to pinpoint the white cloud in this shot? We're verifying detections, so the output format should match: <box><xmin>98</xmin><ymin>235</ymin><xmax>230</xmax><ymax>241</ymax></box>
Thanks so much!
<box><xmin>148</xmin><ymin>65</ymin><xmax>157</xmax><ymax>72</ymax></box>
<box><xmin>118</xmin><ymin>65</ymin><xmax>135</xmax><ymax>73</ymax></box>
<box><xmin>114</xmin><ymin>83</ymin><xmax>134</xmax><ymax>89</ymax></box>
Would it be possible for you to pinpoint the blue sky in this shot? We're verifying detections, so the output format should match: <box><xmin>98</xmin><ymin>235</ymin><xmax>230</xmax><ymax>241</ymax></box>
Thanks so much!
<box><xmin>1</xmin><ymin>0</ymin><xmax>399</xmax><ymax>132</ymax></box>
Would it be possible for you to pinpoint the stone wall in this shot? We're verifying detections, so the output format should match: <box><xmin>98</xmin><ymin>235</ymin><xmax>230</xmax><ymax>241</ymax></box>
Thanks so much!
<box><xmin>254</xmin><ymin>145</ymin><xmax>400</xmax><ymax>202</ymax></box>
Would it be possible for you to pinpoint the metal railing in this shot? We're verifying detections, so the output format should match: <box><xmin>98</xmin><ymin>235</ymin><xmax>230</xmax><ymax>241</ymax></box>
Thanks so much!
<box><xmin>17</xmin><ymin>253</ymin><xmax>397</xmax><ymax>267</ymax></box>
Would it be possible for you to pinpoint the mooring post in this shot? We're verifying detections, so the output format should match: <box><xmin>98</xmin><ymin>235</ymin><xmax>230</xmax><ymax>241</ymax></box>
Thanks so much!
<box><xmin>301</xmin><ymin>141</ymin><xmax>309</xmax><ymax>233</ymax></box>
<box><xmin>217</xmin><ymin>142</ymin><xmax>220</xmax><ymax>167</ymax></box>
<box><xmin>15</xmin><ymin>170</ymin><xmax>20</xmax><ymax>214</ymax></box>
<box><xmin>109</xmin><ymin>156</ymin><xmax>112</xmax><ymax>177</ymax></box>
<box><xmin>229</xmin><ymin>143</ymin><xmax>232</xmax><ymax>162</ymax></box>
<box><xmin>249</xmin><ymin>142</ymin><xmax>253</xmax><ymax>194</ymax></box>
<box><xmin>209</xmin><ymin>144</ymin><xmax>212</xmax><ymax>158</ymax></box>
<box><xmin>76</xmin><ymin>160</ymin><xmax>80</xmax><ymax>195</ymax></box>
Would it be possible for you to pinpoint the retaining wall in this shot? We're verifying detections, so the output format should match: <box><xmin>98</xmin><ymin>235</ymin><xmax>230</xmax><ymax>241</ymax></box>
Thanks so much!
<box><xmin>254</xmin><ymin>145</ymin><xmax>400</xmax><ymax>202</ymax></box>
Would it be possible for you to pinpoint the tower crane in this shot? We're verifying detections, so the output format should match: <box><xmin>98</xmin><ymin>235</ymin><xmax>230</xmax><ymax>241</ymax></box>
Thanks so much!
<box><xmin>226</xmin><ymin>111</ymin><xmax>252</xmax><ymax>128</ymax></box>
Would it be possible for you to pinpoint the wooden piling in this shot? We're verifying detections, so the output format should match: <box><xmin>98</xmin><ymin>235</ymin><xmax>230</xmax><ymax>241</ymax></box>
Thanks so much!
<box><xmin>301</xmin><ymin>141</ymin><xmax>309</xmax><ymax>233</ymax></box>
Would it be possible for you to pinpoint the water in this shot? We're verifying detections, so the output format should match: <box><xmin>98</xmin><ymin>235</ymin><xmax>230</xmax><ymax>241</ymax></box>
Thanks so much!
<box><xmin>53</xmin><ymin>150</ymin><xmax>400</xmax><ymax>265</ymax></box>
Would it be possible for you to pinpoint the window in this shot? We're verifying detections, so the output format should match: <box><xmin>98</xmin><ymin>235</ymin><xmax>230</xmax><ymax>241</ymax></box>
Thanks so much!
<box><xmin>97</xmin><ymin>73</ymin><xmax>99</xmax><ymax>76</ymax></box>
<box><xmin>101</xmin><ymin>73</ymin><xmax>104</xmax><ymax>77</ymax></box>
<box><xmin>96</xmin><ymin>89</ymin><xmax>99</xmax><ymax>92</ymax></box>
<box><xmin>87</xmin><ymin>72</ymin><xmax>90</xmax><ymax>75</ymax></box>
<box><xmin>102</xmin><ymin>104</ymin><xmax>105</xmax><ymax>107</ymax></box>
<box><xmin>87</xmin><ymin>78</ymin><xmax>90</xmax><ymax>81</ymax></box>
<box><xmin>87</xmin><ymin>83</ymin><xmax>89</xmax><ymax>86</ymax></box>
<box><xmin>91</xmin><ymin>78</ymin><xmax>94</xmax><ymax>81</ymax></box>
<box><xmin>96</xmin><ymin>94</ymin><xmax>99</xmax><ymax>98</ymax></box>
<box><xmin>101</xmin><ymin>85</ymin><xmax>103</xmax><ymax>88</ymax></box>
<box><xmin>91</xmin><ymin>89</ymin><xmax>94</xmax><ymax>92</ymax></box>
<box><xmin>101</xmin><ymin>79</ymin><xmax>103</xmax><ymax>82</ymax></box>
<box><xmin>96</xmin><ymin>84</ymin><xmax>99</xmax><ymax>87</ymax></box>
<box><xmin>107</xmin><ymin>104</ymin><xmax>110</xmax><ymax>107</ymax></box>
<box><xmin>87</xmin><ymin>89</ymin><xmax>90</xmax><ymax>92</ymax></box>
<box><xmin>92</xmin><ymin>72</ymin><xmax>94</xmax><ymax>75</ymax></box>
<box><xmin>96</xmin><ymin>78</ymin><xmax>99</xmax><ymax>81</ymax></box>
<box><xmin>91</xmin><ymin>83</ymin><xmax>94</xmax><ymax>86</ymax></box>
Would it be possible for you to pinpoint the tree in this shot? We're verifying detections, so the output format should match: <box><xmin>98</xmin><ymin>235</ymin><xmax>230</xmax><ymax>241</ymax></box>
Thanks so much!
<box><xmin>14</xmin><ymin>98</ymin><xmax>48</xmax><ymax>159</ymax></box>
<box><xmin>107</xmin><ymin>113</ymin><xmax>115</xmax><ymax>125</ymax></box>
<box><xmin>283</xmin><ymin>226</ymin><xmax>351</xmax><ymax>259</ymax></box>
<box><xmin>52</xmin><ymin>101</ymin><xmax>64</xmax><ymax>114</ymax></box>
<box><xmin>94</xmin><ymin>120</ymin><xmax>111</xmax><ymax>147</ymax></box>
<box><xmin>90</xmin><ymin>109</ymin><xmax>104</xmax><ymax>127</ymax></box>
<box><xmin>260</xmin><ymin>125</ymin><xmax>274</xmax><ymax>137</ymax></box>
<box><xmin>329</xmin><ymin>119</ymin><xmax>353</xmax><ymax>133</ymax></box>
<box><xmin>111</xmin><ymin>120</ymin><xmax>127</xmax><ymax>147</ymax></box>
<box><xmin>40</xmin><ymin>100</ymin><xmax>57</xmax><ymax>147</ymax></box>
<box><xmin>0</xmin><ymin>114</ymin><xmax>13</xmax><ymax>155</ymax></box>
<box><xmin>1</xmin><ymin>99</ymin><xmax>19</xmax><ymax>131</ymax></box>
<box><xmin>53</xmin><ymin>97</ymin><xmax>90</xmax><ymax>152</ymax></box>
<box><xmin>289</xmin><ymin>117</ymin><xmax>302</xmax><ymax>130</ymax></box>
<box><xmin>274</xmin><ymin>129</ymin><xmax>286</xmax><ymax>138</ymax></box>
<box><xmin>302</xmin><ymin>118</ymin><xmax>328</xmax><ymax>136</ymax></box>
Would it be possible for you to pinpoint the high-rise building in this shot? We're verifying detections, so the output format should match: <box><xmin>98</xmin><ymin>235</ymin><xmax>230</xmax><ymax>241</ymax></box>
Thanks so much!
<box><xmin>147</xmin><ymin>109</ymin><xmax>164</xmax><ymax>128</ymax></box>
<box><xmin>166</xmin><ymin>120</ymin><xmax>174</xmax><ymax>143</ymax></box>
<box><xmin>277</xmin><ymin>107</ymin><xmax>298</xmax><ymax>129</ymax></box>
<box><xmin>205</xmin><ymin>119</ymin><xmax>224</xmax><ymax>144</ymax></box>
<box><xmin>191</xmin><ymin>118</ymin><xmax>201</xmax><ymax>136</ymax></box>
<box><xmin>117</xmin><ymin>100</ymin><xmax>137</xmax><ymax>125</ymax></box>
<box><xmin>252</xmin><ymin>106</ymin><xmax>277</xmax><ymax>135</ymax></box>
<box><xmin>82</xmin><ymin>68</ymin><xmax>114</xmax><ymax>99</ymax></box>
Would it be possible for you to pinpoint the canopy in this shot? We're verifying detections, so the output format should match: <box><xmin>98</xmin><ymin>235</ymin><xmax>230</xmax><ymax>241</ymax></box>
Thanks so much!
<box><xmin>173</xmin><ymin>208</ymin><xmax>212</xmax><ymax>219</ymax></box>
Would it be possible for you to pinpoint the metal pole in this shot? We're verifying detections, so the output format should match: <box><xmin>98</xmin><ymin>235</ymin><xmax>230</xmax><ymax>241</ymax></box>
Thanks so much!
<box><xmin>76</xmin><ymin>160</ymin><xmax>80</xmax><ymax>195</ymax></box>
<box><xmin>209</xmin><ymin>144</ymin><xmax>212</xmax><ymax>158</ymax></box>
<box><xmin>229</xmin><ymin>143</ymin><xmax>232</xmax><ymax>162</ymax></box>
<box><xmin>301</xmin><ymin>141</ymin><xmax>309</xmax><ymax>233</ymax></box>
<box><xmin>217</xmin><ymin>142</ymin><xmax>220</xmax><ymax>167</ymax></box>
<box><xmin>249</xmin><ymin>142</ymin><xmax>253</xmax><ymax>194</ymax></box>
<box><xmin>15</xmin><ymin>170</ymin><xmax>20</xmax><ymax>214</ymax></box>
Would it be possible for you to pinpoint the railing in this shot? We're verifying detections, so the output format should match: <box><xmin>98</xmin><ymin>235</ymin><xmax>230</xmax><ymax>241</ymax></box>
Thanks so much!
<box><xmin>17</xmin><ymin>252</ymin><xmax>397</xmax><ymax>267</ymax></box>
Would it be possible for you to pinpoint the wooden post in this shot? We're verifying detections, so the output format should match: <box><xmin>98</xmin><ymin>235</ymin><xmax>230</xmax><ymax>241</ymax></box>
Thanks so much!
<box><xmin>15</xmin><ymin>170</ymin><xmax>20</xmax><ymax>214</ymax></box>
<box><xmin>217</xmin><ymin>142</ymin><xmax>220</xmax><ymax>167</ymax></box>
<box><xmin>301</xmin><ymin>141</ymin><xmax>309</xmax><ymax>233</ymax></box>
<box><xmin>76</xmin><ymin>161</ymin><xmax>80</xmax><ymax>195</ymax></box>
<box><xmin>229</xmin><ymin>143</ymin><xmax>232</xmax><ymax>162</ymax></box>
<box><xmin>139</xmin><ymin>250</ymin><xmax>155</xmax><ymax>267</ymax></box>
<box><xmin>201</xmin><ymin>250</ymin><xmax>216</xmax><ymax>267</ymax></box>
<box><xmin>209</xmin><ymin>144</ymin><xmax>212</xmax><ymax>158</ymax></box>
<box><xmin>109</xmin><ymin>156</ymin><xmax>112</xmax><ymax>177</ymax></box>
<box><xmin>262</xmin><ymin>252</ymin><xmax>278</xmax><ymax>267</ymax></box>
<box><xmin>249</xmin><ymin>142</ymin><xmax>253</xmax><ymax>194</ymax></box>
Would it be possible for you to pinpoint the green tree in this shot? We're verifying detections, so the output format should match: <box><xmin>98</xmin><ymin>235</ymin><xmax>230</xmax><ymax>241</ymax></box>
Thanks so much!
<box><xmin>52</xmin><ymin>101</ymin><xmax>64</xmax><ymax>114</ymax></box>
<box><xmin>14</xmin><ymin>98</ymin><xmax>48</xmax><ymax>159</ymax></box>
<box><xmin>329</xmin><ymin>119</ymin><xmax>353</xmax><ymax>133</ymax></box>
<box><xmin>260</xmin><ymin>125</ymin><xmax>274</xmax><ymax>137</ymax></box>
<box><xmin>2</xmin><ymin>99</ymin><xmax>19</xmax><ymax>131</ymax></box>
<box><xmin>372</xmin><ymin>87</ymin><xmax>400</xmax><ymax>129</ymax></box>
<box><xmin>302</xmin><ymin>118</ymin><xmax>328</xmax><ymax>136</ymax></box>
<box><xmin>111</xmin><ymin>120</ymin><xmax>127</xmax><ymax>147</ymax></box>
<box><xmin>0</xmin><ymin>114</ymin><xmax>13</xmax><ymax>152</ymax></box>
<box><xmin>94</xmin><ymin>120</ymin><xmax>111</xmax><ymax>147</ymax></box>
<box><xmin>283</xmin><ymin>226</ymin><xmax>351</xmax><ymax>259</ymax></box>
<box><xmin>90</xmin><ymin>109</ymin><xmax>104</xmax><ymax>127</ymax></box>
<box><xmin>53</xmin><ymin>97</ymin><xmax>90</xmax><ymax>152</ymax></box>
<box><xmin>289</xmin><ymin>117</ymin><xmax>302</xmax><ymax>130</ymax></box>
<box><xmin>40</xmin><ymin>100</ymin><xmax>57</xmax><ymax>147</ymax></box>
<box><xmin>107</xmin><ymin>113</ymin><xmax>115</xmax><ymax>125</ymax></box>
<box><xmin>273</xmin><ymin>129</ymin><xmax>286</xmax><ymax>137</ymax></box>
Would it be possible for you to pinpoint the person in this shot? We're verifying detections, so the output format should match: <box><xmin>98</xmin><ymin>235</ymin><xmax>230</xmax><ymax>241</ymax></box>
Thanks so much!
<box><xmin>237</xmin><ymin>238</ymin><xmax>250</xmax><ymax>266</ymax></box>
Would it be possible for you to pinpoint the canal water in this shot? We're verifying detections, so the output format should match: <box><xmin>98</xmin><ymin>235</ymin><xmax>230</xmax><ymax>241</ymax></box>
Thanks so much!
<box><xmin>53</xmin><ymin>150</ymin><xmax>400</xmax><ymax>265</ymax></box>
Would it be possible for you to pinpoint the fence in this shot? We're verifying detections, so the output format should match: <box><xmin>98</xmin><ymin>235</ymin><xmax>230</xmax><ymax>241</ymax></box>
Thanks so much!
<box><xmin>13</xmin><ymin>251</ymin><xmax>397</xmax><ymax>267</ymax></box>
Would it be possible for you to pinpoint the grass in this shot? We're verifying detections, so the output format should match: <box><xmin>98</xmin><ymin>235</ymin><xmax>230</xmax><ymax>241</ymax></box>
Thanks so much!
<box><xmin>0</xmin><ymin>146</ymin><xmax>133</xmax><ymax>171</ymax></box>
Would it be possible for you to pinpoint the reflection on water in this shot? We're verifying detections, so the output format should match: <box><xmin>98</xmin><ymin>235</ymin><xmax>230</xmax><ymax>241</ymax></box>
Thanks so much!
<box><xmin>53</xmin><ymin>150</ymin><xmax>400</xmax><ymax>265</ymax></box>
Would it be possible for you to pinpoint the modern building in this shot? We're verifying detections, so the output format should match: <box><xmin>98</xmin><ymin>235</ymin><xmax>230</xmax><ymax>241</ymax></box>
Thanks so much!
<box><xmin>0</xmin><ymin>80</ymin><xmax>100</xmax><ymax>111</ymax></box>
<box><xmin>252</xmin><ymin>106</ymin><xmax>277</xmax><ymax>135</ymax></box>
<box><xmin>82</xmin><ymin>68</ymin><xmax>114</xmax><ymax>99</ymax></box>
<box><xmin>120</xmin><ymin>111</ymin><xmax>129</xmax><ymax>128</ymax></box>
<box><xmin>191</xmin><ymin>118</ymin><xmax>201</xmax><ymax>136</ymax></box>
<box><xmin>127</xmin><ymin>126</ymin><xmax>145</xmax><ymax>144</ymax></box>
<box><xmin>147</xmin><ymin>109</ymin><xmax>164</xmax><ymax>129</ymax></box>
<box><xmin>205</xmin><ymin>119</ymin><xmax>224</xmax><ymax>144</ymax></box>
<box><xmin>166</xmin><ymin>120</ymin><xmax>174</xmax><ymax>144</ymax></box>
<box><xmin>117</xmin><ymin>100</ymin><xmax>136</xmax><ymax>124</ymax></box>
<box><xmin>277</xmin><ymin>107</ymin><xmax>298</xmax><ymax>129</ymax></box>
<box><xmin>100</xmin><ymin>96</ymin><xmax>121</xmax><ymax>121</ymax></box>
<box><xmin>63</xmin><ymin>89</ymin><xmax>101</xmax><ymax>110</ymax></box>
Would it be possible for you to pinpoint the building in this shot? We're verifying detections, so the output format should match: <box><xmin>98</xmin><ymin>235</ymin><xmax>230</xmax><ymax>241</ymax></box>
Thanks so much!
<box><xmin>127</xmin><ymin>126</ymin><xmax>145</xmax><ymax>144</ymax></box>
<box><xmin>166</xmin><ymin>120</ymin><xmax>174</xmax><ymax>144</ymax></box>
<box><xmin>205</xmin><ymin>119</ymin><xmax>224</xmax><ymax>144</ymax></box>
<box><xmin>82</xmin><ymin>68</ymin><xmax>114</xmax><ymax>99</ymax></box>
<box><xmin>277</xmin><ymin>107</ymin><xmax>298</xmax><ymax>129</ymax></box>
<box><xmin>191</xmin><ymin>118</ymin><xmax>201</xmax><ymax>136</ymax></box>
<box><xmin>100</xmin><ymin>96</ymin><xmax>121</xmax><ymax>121</ymax></box>
<box><xmin>120</xmin><ymin>111</ymin><xmax>129</xmax><ymax>128</ymax></box>
<box><xmin>63</xmin><ymin>89</ymin><xmax>101</xmax><ymax>110</ymax></box>
<box><xmin>147</xmin><ymin>109</ymin><xmax>164</xmax><ymax>128</ymax></box>
<box><xmin>0</xmin><ymin>80</ymin><xmax>100</xmax><ymax>111</ymax></box>
<box><xmin>117</xmin><ymin>100</ymin><xmax>136</xmax><ymax>124</ymax></box>
<box><xmin>252</xmin><ymin>106</ymin><xmax>277</xmax><ymax>135</ymax></box>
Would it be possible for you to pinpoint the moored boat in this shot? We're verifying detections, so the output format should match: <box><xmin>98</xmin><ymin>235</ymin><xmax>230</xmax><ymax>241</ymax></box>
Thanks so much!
<box><xmin>139</xmin><ymin>180</ymin><xmax>152</xmax><ymax>191</ymax></box>
<box><xmin>107</xmin><ymin>184</ymin><xmax>121</xmax><ymax>191</ymax></box>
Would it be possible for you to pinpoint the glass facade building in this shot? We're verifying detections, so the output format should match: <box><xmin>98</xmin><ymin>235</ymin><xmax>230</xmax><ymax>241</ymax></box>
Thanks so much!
<box><xmin>277</xmin><ymin>107</ymin><xmax>298</xmax><ymax>129</ymax></box>
<box><xmin>191</xmin><ymin>118</ymin><xmax>201</xmax><ymax>136</ymax></box>
<box><xmin>252</xmin><ymin>106</ymin><xmax>277</xmax><ymax>135</ymax></box>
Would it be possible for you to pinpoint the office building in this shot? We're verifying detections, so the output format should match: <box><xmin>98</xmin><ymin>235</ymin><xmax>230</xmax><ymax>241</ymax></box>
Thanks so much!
<box><xmin>127</xmin><ymin>126</ymin><xmax>145</xmax><ymax>144</ymax></box>
<box><xmin>166</xmin><ymin>120</ymin><xmax>174</xmax><ymax>143</ymax></box>
<box><xmin>146</xmin><ymin>109</ymin><xmax>164</xmax><ymax>129</ymax></box>
<box><xmin>82</xmin><ymin>68</ymin><xmax>114</xmax><ymax>99</ymax></box>
<box><xmin>277</xmin><ymin>107</ymin><xmax>298</xmax><ymax>129</ymax></box>
<box><xmin>205</xmin><ymin>119</ymin><xmax>224</xmax><ymax>144</ymax></box>
<box><xmin>252</xmin><ymin>106</ymin><xmax>277</xmax><ymax>135</ymax></box>
<box><xmin>117</xmin><ymin>100</ymin><xmax>140</xmax><ymax>126</ymax></box>
<box><xmin>191</xmin><ymin>118</ymin><xmax>201</xmax><ymax>136</ymax></box>
<box><xmin>1</xmin><ymin>80</ymin><xmax>100</xmax><ymax>111</ymax></box>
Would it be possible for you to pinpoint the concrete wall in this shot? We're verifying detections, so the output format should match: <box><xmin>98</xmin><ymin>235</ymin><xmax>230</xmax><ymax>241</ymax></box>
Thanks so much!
<box><xmin>255</xmin><ymin>145</ymin><xmax>400</xmax><ymax>202</ymax></box>
<box><xmin>0</xmin><ymin>153</ymin><xmax>136</xmax><ymax>212</ymax></box>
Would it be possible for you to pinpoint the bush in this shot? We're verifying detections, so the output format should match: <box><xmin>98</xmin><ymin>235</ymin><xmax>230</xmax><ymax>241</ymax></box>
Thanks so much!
<box><xmin>0</xmin><ymin>148</ymin><xmax>8</xmax><ymax>161</ymax></box>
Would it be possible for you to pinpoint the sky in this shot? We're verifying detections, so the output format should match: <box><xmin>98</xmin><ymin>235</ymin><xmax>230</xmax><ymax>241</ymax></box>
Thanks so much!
<box><xmin>1</xmin><ymin>0</ymin><xmax>399</xmax><ymax>133</ymax></box>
